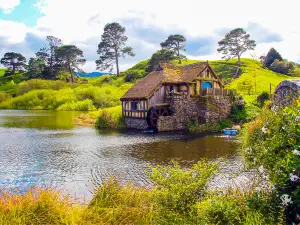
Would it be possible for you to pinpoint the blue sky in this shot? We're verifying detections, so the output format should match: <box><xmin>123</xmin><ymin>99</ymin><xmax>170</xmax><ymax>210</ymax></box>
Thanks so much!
<box><xmin>0</xmin><ymin>0</ymin><xmax>42</xmax><ymax>27</ymax></box>
<box><xmin>0</xmin><ymin>0</ymin><xmax>299</xmax><ymax>72</ymax></box>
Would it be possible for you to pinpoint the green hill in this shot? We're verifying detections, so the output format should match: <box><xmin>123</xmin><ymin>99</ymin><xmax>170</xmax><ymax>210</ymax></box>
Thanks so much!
<box><xmin>125</xmin><ymin>58</ymin><xmax>294</xmax><ymax>102</ymax></box>
<box><xmin>0</xmin><ymin>69</ymin><xmax>6</xmax><ymax>77</ymax></box>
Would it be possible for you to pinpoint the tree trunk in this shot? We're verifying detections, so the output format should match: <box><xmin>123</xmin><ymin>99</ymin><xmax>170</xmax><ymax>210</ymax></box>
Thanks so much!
<box><xmin>237</xmin><ymin>54</ymin><xmax>241</xmax><ymax>67</ymax></box>
<box><xmin>50</xmin><ymin>49</ymin><xmax>53</xmax><ymax>78</ymax></box>
<box><xmin>12</xmin><ymin>64</ymin><xmax>15</xmax><ymax>75</ymax></box>
<box><xmin>69</xmin><ymin>65</ymin><xmax>74</xmax><ymax>83</ymax></box>
<box><xmin>116</xmin><ymin>55</ymin><xmax>120</xmax><ymax>77</ymax></box>
<box><xmin>178</xmin><ymin>49</ymin><xmax>181</xmax><ymax>64</ymax></box>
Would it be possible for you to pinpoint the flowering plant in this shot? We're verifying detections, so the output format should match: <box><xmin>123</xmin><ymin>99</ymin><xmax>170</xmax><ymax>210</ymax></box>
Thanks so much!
<box><xmin>242</xmin><ymin>99</ymin><xmax>300</xmax><ymax>224</ymax></box>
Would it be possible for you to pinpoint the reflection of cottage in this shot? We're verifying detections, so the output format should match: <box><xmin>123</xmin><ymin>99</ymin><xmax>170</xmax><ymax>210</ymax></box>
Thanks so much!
<box><xmin>120</xmin><ymin>62</ymin><xmax>234</xmax><ymax>131</ymax></box>
<box><xmin>274</xmin><ymin>80</ymin><xmax>300</xmax><ymax>108</ymax></box>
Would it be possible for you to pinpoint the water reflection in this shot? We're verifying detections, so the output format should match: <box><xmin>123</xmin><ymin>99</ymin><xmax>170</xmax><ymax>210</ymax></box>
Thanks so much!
<box><xmin>0</xmin><ymin>110</ymin><xmax>82</xmax><ymax>129</ymax></box>
<box><xmin>0</xmin><ymin>110</ymin><xmax>240</xmax><ymax>201</ymax></box>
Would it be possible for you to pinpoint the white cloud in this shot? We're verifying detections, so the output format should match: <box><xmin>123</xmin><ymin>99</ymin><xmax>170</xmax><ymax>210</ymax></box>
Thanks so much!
<box><xmin>1</xmin><ymin>0</ymin><xmax>300</xmax><ymax>72</ymax></box>
<box><xmin>0</xmin><ymin>0</ymin><xmax>20</xmax><ymax>13</ymax></box>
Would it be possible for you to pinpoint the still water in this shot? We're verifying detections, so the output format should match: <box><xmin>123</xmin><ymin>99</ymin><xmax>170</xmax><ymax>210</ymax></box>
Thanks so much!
<box><xmin>0</xmin><ymin>110</ymin><xmax>240</xmax><ymax>201</ymax></box>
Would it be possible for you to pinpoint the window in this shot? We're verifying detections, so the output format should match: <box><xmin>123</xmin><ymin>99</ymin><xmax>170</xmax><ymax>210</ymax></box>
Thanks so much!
<box><xmin>131</xmin><ymin>101</ymin><xmax>138</xmax><ymax>111</ymax></box>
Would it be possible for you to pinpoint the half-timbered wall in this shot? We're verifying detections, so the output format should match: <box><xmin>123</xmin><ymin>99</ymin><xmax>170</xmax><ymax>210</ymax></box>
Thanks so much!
<box><xmin>122</xmin><ymin>99</ymin><xmax>148</xmax><ymax>118</ymax></box>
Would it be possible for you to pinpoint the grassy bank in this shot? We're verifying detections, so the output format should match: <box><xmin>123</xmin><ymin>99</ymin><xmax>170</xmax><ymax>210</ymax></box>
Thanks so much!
<box><xmin>0</xmin><ymin>160</ymin><xmax>283</xmax><ymax>225</ymax></box>
<box><xmin>0</xmin><ymin>79</ymin><xmax>133</xmax><ymax>111</ymax></box>
<box><xmin>74</xmin><ymin>106</ymin><xmax>123</xmax><ymax>128</ymax></box>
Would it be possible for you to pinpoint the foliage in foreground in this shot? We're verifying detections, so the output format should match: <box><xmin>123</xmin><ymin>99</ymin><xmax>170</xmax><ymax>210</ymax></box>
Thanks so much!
<box><xmin>0</xmin><ymin>160</ymin><xmax>283</xmax><ymax>224</ymax></box>
<box><xmin>242</xmin><ymin>99</ymin><xmax>300</xmax><ymax>224</ymax></box>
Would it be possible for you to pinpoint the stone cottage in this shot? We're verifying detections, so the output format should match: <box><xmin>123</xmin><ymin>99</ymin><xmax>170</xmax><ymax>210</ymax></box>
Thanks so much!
<box><xmin>273</xmin><ymin>80</ymin><xmax>300</xmax><ymax>108</ymax></box>
<box><xmin>120</xmin><ymin>62</ymin><xmax>234</xmax><ymax>131</ymax></box>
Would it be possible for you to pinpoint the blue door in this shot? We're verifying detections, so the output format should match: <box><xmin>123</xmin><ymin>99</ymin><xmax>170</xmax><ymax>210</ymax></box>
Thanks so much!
<box><xmin>201</xmin><ymin>82</ymin><xmax>213</xmax><ymax>89</ymax></box>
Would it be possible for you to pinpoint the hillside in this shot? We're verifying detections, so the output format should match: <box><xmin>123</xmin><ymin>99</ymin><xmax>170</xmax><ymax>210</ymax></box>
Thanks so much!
<box><xmin>125</xmin><ymin>58</ymin><xmax>294</xmax><ymax>99</ymax></box>
<box><xmin>0</xmin><ymin>69</ymin><xmax>5</xmax><ymax>77</ymax></box>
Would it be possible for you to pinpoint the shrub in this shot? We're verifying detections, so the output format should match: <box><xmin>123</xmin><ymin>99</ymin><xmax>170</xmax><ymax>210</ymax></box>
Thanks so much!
<box><xmin>16</xmin><ymin>79</ymin><xmax>77</xmax><ymax>96</ymax></box>
<box><xmin>86</xmin><ymin>177</ymin><xmax>154</xmax><ymax>224</ymax></box>
<box><xmin>124</xmin><ymin>71</ymin><xmax>140</xmax><ymax>82</ymax></box>
<box><xmin>257</xmin><ymin>91</ymin><xmax>270</xmax><ymax>107</ymax></box>
<box><xmin>0</xmin><ymin>91</ymin><xmax>10</xmax><ymax>103</ymax></box>
<box><xmin>218</xmin><ymin>119</ymin><xmax>232</xmax><ymax>129</ymax></box>
<box><xmin>242</xmin><ymin>101</ymin><xmax>300</xmax><ymax>224</ymax></box>
<box><xmin>57</xmin><ymin>99</ymin><xmax>96</xmax><ymax>111</ymax></box>
<box><xmin>197</xmin><ymin>187</ymin><xmax>282</xmax><ymax>224</ymax></box>
<box><xmin>0</xmin><ymin>187</ymin><xmax>83</xmax><ymax>224</ymax></box>
<box><xmin>229</xmin><ymin>104</ymin><xmax>248</xmax><ymax>123</ymax></box>
<box><xmin>147</xmin><ymin>160</ymin><xmax>218</xmax><ymax>223</ymax></box>
<box><xmin>95</xmin><ymin>106</ymin><xmax>124</xmax><ymax>129</ymax></box>
<box><xmin>270</xmin><ymin>59</ymin><xmax>294</xmax><ymax>75</ymax></box>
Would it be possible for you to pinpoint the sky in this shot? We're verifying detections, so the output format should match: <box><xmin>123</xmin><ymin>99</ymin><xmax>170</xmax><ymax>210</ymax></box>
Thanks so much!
<box><xmin>0</xmin><ymin>0</ymin><xmax>299</xmax><ymax>73</ymax></box>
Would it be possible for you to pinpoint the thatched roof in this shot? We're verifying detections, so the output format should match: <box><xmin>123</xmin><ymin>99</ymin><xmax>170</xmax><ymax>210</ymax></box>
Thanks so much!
<box><xmin>120</xmin><ymin>62</ymin><xmax>216</xmax><ymax>100</ymax></box>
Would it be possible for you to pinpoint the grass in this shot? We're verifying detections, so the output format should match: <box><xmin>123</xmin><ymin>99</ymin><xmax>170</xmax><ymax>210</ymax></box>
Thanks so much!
<box><xmin>0</xmin><ymin>161</ymin><xmax>283</xmax><ymax>224</ymax></box>
<box><xmin>74</xmin><ymin>105</ymin><xmax>123</xmax><ymax>128</ymax></box>
<box><xmin>0</xmin><ymin>69</ymin><xmax>6</xmax><ymax>77</ymax></box>
<box><xmin>0</xmin><ymin>84</ymin><xmax>131</xmax><ymax>111</ymax></box>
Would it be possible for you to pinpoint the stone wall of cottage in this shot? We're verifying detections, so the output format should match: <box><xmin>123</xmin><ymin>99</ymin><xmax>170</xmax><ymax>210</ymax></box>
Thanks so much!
<box><xmin>157</xmin><ymin>95</ymin><xmax>233</xmax><ymax>132</ymax></box>
<box><xmin>124</xmin><ymin>118</ymin><xmax>149</xmax><ymax>130</ymax></box>
<box><xmin>273</xmin><ymin>80</ymin><xmax>300</xmax><ymax>108</ymax></box>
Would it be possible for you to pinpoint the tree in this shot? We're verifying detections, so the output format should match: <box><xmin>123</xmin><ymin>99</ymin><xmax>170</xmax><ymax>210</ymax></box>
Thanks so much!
<box><xmin>160</xmin><ymin>34</ymin><xmax>186</xmax><ymax>64</ymax></box>
<box><xmin>270</xmin><ymin>59</ymin><xmax>294</xmax><ymax>75</ymax></box>
<box><xmin>36</xmin><ymin>36</ymin><xmax>63</xmax><ymax>79</ymax></box>
<box><xmin>146</xmin><ymin>49</ymin><xmax>177</xmax><ymax>72</ymax></box>
<box><xmin>0</xmin><ymin>52</ymin><xmax>27</xmax><ymax>76</ymax></box>
<box><xmin>217</xmin><ymin>28</ymin><xmax>256</xmax><ymax>67</ymax></box>
<box><xmin>262</xmin><ymin>48</ymin><xmax>283</xmax><ymax>68</ymax></box>
<box><xmin>96</xmin><ymin>22</ymin><xmax>134</xmax><ymax>77</ymax></box>
<box><xmin>27</xmin><ymin>57</ymin><xmax>45</xmax><ymax>78</ymax></box>
<box><xmin>55</xmin><ymin>45</ymin><xmax>86</xmax><ymax>83</ymax></box>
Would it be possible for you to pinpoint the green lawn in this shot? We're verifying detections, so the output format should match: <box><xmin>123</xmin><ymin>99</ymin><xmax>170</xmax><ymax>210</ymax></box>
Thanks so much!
<box><xmin>0</xmin><ymin>69</ymin><xmax>6</xmax><ymax>77</ymax></box>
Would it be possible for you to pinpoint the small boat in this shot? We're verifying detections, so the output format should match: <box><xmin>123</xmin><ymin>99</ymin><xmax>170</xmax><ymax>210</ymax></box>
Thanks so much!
<box><xmin>223</xmin><ymin>128</ymin><xmax>237</xmax><ymax>136</ymax></box>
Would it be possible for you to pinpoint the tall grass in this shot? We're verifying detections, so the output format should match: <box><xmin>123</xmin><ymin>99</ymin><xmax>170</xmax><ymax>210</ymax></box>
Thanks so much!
<box><xmin>16</xmin><ymin>79</ymin><xmax>79</xmax><ymax>96</ymax></box>
<box><xmin>95</xmin><ymin>106</ymin><xmax>124</xmax><ymax>129</ymax></box>
<box><xmin>0</xmin><ymin>187</ymin><xmax>83</xmax><ymax>225</ymax></box>
<box><xmin>0</xmin><ymin>160</ymin><xmax>283</xmax><ymax>224</ymax></box>
<box><xmin>0</xmin><ymin>84</ymin><xmax>131</xmax><ymax>111</ymax></box>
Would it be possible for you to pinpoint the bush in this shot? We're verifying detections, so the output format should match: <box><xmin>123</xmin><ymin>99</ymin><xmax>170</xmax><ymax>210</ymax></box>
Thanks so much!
<box><xmin>16</xmin><ymin>79</ymin><xmax>77</xmax><ymax>96</ymax></box>
<box><xmin>230</xmin><ymin>104</ymin><xmax>248</xmax><ymax>123</ymax></box>
<box><xmin>242</xmin><ymin>101</ymin><xmax>300</xmax><ymax>224</ymax></box>
<box><xmin>147</xmin><ymin>160</ymin><xmax>217</xmax><ymax>223</ymax></box>
<box><xmin>270</xmin><ymin>59</ymin><xmax>294</xmax><ymax>75</ymax></box>
<box><xmin>57</xmin><ymin>99</ymin><xmax>96</xmax><ymax>111</ymax></box>
<box><xmin>257</xmin><ymin>91</ymin><xmax>270</xmax><ymax>107</ymax></box>
<box><xmin>0</xmin><ymin>187</ymin><xmax>83</xmax><ymax>224</ymax></box>
<box><xmin>0</xmin><ymin>91</ymin><xmax>10</xmax><ymax>103</ymax></box>
<box><xmin>0</xmin><ymin>83</ymin><xmax>131</xmax><ymax>111</ymax></box>
<box><xmin>86</xmin><ymin>177</ymin><xmax>154</xmax><ymax>224</ymax></box>
<box><xmin>0</xmin><ymin>160</ymin><xmax>285</xmax><ymax>224</ymax></box>
<box><xmin>124</xmin><ymin>71</ymin><xmax>140</xmax><ymax>82</ymax></box>
<box><xmin>218</xmin><ymin>119</ymin><xmax>232</xmax><ymax>129</ymax></box>
<box><xmin>95</xmin><ymin>106</ymin><xmax>124</xmax><ymax>129</ymax></box>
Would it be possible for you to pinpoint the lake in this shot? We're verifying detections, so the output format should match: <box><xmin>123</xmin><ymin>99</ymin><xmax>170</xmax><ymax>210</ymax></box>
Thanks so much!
<box><xmin>0</xmin><ymin>110</ymin><xmax>241</xmax><ymax>202</ymax></box>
